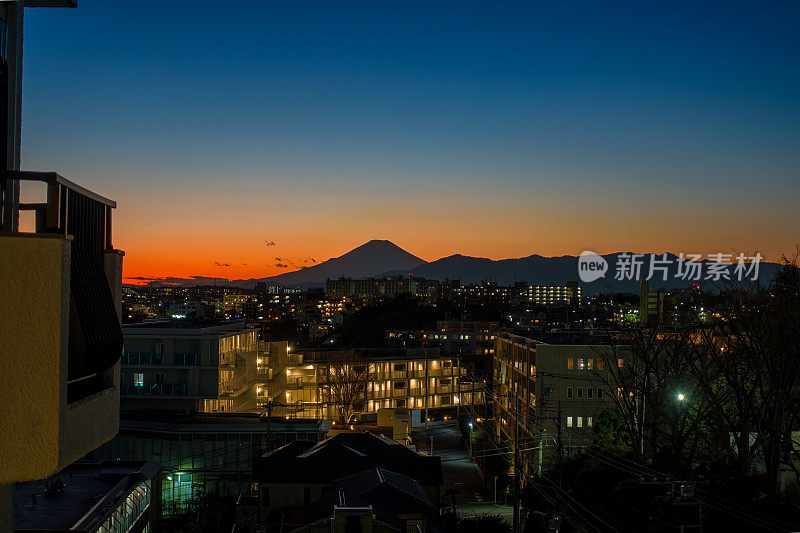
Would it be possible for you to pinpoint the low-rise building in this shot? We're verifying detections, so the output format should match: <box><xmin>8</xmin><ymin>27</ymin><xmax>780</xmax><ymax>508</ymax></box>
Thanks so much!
<box><xmin>121</xmin><ymin>319</ymin><xmax>283</xmax><ymax>414</ymax></box>
<box><xmin>242</xmin><ymin>431</ymin><xmax>442</xmax><ymax>530</ymax></box>
<box><xmin>93</xmin><ymin>412</ymin><xmax>331</xmax><ymax>515</ymax></box>
<box><xmin>14</xmin><ymin>461</ymin><xmax>161</xmax><ymax>533</ymax></box>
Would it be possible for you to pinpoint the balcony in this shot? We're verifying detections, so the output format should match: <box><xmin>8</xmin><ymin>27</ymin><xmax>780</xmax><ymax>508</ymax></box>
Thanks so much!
<box><xmin>285</xmin><ymin>377</ymin><xmax>309</xmax><ymax>390</ymax></box>
<box><xmin>0</xmin><ymin>171</ymin><xmax>123</xmax><ymax>483</ymax></box>
<box><xmin>121</xmin><ymin>382</ymin><xmax>199</xmax><ymax>397</ymax></box>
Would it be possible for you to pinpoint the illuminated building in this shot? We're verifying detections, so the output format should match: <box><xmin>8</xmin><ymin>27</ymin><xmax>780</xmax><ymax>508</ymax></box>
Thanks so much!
<box><xmin>121</xmin><ymin>320</ymin><xmax>281</xmax><ymax>414</ymax></box>
<box><xmin>220</xmin><ymin>293</ymin><xmax>254</xmax><ymax>315</ymax></box>
<box><xmin>526</xmin><ymin>281</ymin><xmax>582</xmax><ymax>305</ymax></box>
<box><xmin>325</xmin><ymin>276</ymin><xmax>435</xmax><ymax>298</ymax></box>
<box><xmin>266</xmin><ymin>349</ymin><xmax>486</xmax><ymax>420</ymax></box>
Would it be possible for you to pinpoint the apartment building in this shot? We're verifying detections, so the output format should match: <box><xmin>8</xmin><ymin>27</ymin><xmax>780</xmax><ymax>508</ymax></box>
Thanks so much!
<box><xmin>359</xmin><ymin>353</ymin><xmax>484</xmax><ymax>414</ymax></box>
<box><xmin>325</xmin><ymin>276</ymin><xmax>435</xmax><ymax>298</ymax></box>
<box><xmin>219</xmin><ymin>293</ymin><xmax>254</xmax><ymax>315</ymax></box>
<box><xmin>387</xmin><ymin>323</ymin><xmax>498</xmax><ymax>358</ymax></box>
<box><xmin>121</xmin><ymin>319</ymin><xmax>283</xmax><ymax>414</ymax></box>
<box><xmin>494</xmin><ymin>332</ymin><xmax>622</xmax><ymax>473</ymax></box>
<box><xmin>526</xmin><ymin>282</ymin><xmax>582</xmax><ymax>305</ymax></box>
<box><xmin>266</xmin><ymin>348</ymin><xmax>486</xmax><ymax>420</ymax></box>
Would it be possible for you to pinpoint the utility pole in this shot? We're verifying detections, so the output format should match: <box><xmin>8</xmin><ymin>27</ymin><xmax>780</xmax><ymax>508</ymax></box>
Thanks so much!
<box><xmin>537</xmin><ymin>431</ymin><xmax>544</xmax><ymax>477</ymax></box>
<box><xmin>513</xmin><ymin>394</ymin><xmax>521</xmax><ymax>533</ymax></box>
<box><xmin>424</xmin><ymin>350</ymin><xmax>429</xmax><ymax>432</ymax></box>
<box><xmin>471</xmin><ymin>371</ymin><xmax>476</xmax><ymax>413</ymax></box>
<box><xmin>266</xmin><ymin>400</ymin><xmax>274</xmax><ymax>450</ymax></box>
<box><xmin>556</xmin><ymin>401</ymin><xmax>563</xmax><ymax>464</ymax></box>
<box><xmin>456</xmin><ymin>358</ymin><xmax>461</xmax><ymax>421</ymax></box>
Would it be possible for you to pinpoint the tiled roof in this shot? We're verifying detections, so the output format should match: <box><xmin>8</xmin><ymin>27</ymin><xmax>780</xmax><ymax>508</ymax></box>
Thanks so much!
<box><xmin>334</xmin><ymin>467</ymin><xmax>433</xmax><ymax>509</ymax></box>
<box><xmin>254</xmin><ymin>431</ymin><xmax>442</xmax><ymax>485</ymax></box>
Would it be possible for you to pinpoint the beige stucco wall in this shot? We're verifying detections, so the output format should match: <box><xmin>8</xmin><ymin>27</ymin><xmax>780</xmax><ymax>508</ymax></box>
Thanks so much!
<box><xmin>0</xmin><ymin>235</ymin><xmax>122</xmax><ymax>483</ymax></box>
<box><xmin>0</xmin><ymin>234</ymin><xmax>70</xmax><ymax>482</ymax></box>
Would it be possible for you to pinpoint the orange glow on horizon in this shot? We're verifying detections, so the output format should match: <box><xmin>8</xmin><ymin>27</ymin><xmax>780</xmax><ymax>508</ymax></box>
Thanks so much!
<box><xmin>108</xmin><ymin>178</ymin><xmax>797</xmax><ymax>285</ymax></box>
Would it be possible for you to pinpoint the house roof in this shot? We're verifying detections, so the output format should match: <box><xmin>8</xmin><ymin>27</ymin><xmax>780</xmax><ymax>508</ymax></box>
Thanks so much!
<box><xmin>334</xmin><ymin>467</ymin><xmax>434</xmax><ymax>510</ymax></box>
<box><xmin>253</xmin><ymin>431</ymin><xmax>442</xmax><ymax>486</ymax></box>
<box><xmin>283</xmin><ymin>467</ymin><xmax>435</xmax><ymax>531</ymax></box>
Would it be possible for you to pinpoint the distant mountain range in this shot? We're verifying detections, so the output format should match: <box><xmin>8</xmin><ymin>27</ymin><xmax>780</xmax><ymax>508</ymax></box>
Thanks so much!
<box><xmin>387</xmin><ymin>251</ymin><xmax>780</xmax><ymax>293</ymax></box>
<box><xmin>243</xmin><ymin>240</ymin><xmax>424</xmax><ymax>288</ymax></box>
<box><xmin>131</xmin><ymin>240</ymin><xmax>781</xmax><ymax>293</ymax></box>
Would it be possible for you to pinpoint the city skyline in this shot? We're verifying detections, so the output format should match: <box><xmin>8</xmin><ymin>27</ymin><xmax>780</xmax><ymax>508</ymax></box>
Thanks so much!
<box><xmin>19</xmin><ymin>1</ymin><xmax>800</xmax><ymax>283</ymax></box>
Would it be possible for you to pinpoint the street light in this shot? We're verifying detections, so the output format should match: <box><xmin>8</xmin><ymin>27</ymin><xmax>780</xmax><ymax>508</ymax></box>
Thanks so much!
<box><xmin>468</xmin><ymin>421</ymin><xmax>474</xmax><ymax>459</ymax></box>
<box><xmin>677</xmin><ymin>393</ymin><xmax>685</xmax><ymax>402</ymax></box>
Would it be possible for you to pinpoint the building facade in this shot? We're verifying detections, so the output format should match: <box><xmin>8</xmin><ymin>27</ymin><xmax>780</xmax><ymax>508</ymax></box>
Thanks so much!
<box><xmin>93</xmin><ymin>414</ymin><xmax>331</xmax><ymax>516</ymax></box>
<box><xmin>526</xmin><ymin>282</ymin><xmax>582</xmax><ymax>305</ymax></box>
<box><xmin>121</xmin><ymin>320</ymin><xmax>282</xmax><ymax>414</ymax></box>
<box><xmin>265</xmin><ymin>348</ymin><xmax>486</xmax><ymax>421</ymax></box>
<box><xmin>493</xmin><ymin>332</ymin><xmax>620</xmax><ymax>473</ymax></box>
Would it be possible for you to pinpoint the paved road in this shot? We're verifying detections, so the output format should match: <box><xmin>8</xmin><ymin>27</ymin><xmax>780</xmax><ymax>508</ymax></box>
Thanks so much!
<box><xmin>414</xmin><ymin>422</ymin><xmax>514</xmax><ymax>523</ymax></box>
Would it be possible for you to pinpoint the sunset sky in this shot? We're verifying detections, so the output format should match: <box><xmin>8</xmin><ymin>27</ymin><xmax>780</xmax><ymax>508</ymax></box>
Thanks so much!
<box><xmin>19</xmin><ymin>1</ymin><xmax>800</xmax><ymax>283</ymax></box>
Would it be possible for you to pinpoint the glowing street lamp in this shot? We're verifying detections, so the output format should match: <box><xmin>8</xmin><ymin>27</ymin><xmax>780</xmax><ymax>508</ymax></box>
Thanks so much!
<box><xmin>468</xmin><ymin>421</ymin><xmax>474</xmax><ymax>459</ymax></box>
<box><xmin>677</xmin><ymin>393</ymin><xmax>685</xmax><ymax>402</ymax></box>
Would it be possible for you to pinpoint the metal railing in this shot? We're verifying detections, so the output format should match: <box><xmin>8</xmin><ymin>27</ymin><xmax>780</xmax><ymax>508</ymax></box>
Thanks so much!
<box><xmin>2</xmin><ymin>171</ymin><xmax>122</xmax><ymax>404</ymax></box>
<box><xmin>121</xmin><ymin>382</ymin><xmax>193</xmax><ymax>397</ymax></box>
<box><xmin>5</xmin><ymin>170</ymin><xmax>115</xmax><ymax>248</ymax></box>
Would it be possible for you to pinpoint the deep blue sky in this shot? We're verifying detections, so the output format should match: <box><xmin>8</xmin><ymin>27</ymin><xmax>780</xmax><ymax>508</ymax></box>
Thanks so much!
<box><xmin>19</xmin><ymin>1</ymin><xmax>800</xmax><ymax>280</ymax></box>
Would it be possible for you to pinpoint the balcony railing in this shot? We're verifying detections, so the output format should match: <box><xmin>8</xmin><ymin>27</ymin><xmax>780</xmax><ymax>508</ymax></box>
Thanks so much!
<box><xmin>285</xmin><ymin>378</ymin><xmax>307</xmax><ymax>390</ymax></box>
<box><xmin>2</xmin><ymin>171</ymin><xmax>122</xmax><ymax>404</ymax></box>
<box><xmin>121</xmin><ymin>382</ymin><xmax>197</xmax><ymax>397</ymax></box>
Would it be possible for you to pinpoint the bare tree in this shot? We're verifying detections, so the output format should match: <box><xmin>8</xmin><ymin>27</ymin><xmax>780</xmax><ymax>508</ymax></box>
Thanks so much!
<box><xmin>591</xmin><ymin>326</ymin><xmax>709</xmax><ymax>472</ymax></box>
<box><xmin>718</xmin><ymin>254</ymin><xmax>800</xmax><ymax>498</ymax></box>
<box><xmin>318</xmin><ymin>351</ymin><xmax>369</xmax><ymax>424</ymax></box>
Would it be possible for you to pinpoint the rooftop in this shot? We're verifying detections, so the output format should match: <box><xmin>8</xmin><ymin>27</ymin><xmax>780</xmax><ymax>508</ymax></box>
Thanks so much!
<box><xmin>119</xmin><ymin>411</ymin><xmax>332</xmax><ymax>434</ymax></box>
<box><xmin>122</xmin><ymin>318</ymin><xmax>256</xmax><ymax>336</ymax></box>
<box><xmin>283</xmin><ymin>467</ymin><xmax>435</xmax><ymax>529</ymax></box>
<box><xmin>254</xmin><ymin>431</ymin><xmax>442</xmax><ymax>486</ymax></box>
<box><xmin>14</xmin><ymin>461</ymin><xmax>159</xmax><ymax>532</ymax></box>
<box><xmin>501</xmin><ymin>330</ymin><xmax>625</xmax><ymax>346</ymax></box>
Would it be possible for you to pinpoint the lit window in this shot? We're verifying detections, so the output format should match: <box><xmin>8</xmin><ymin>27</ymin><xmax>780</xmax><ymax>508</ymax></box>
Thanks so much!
<box><xmin>617</xmin><ymin>358</ymin><xmax>624</xmax><ymax>368</ymax></box>
<box><xmin>587</xmin><ymin>358</ymin><xmax>593</xmax><ymax>370</ymax></box>
<box><xmin>587</xmin><ymin>417</ymin><xmax>593</xmax><ymax>427</ymax></box>
<box><xmin>567</xmin><ymin>358</ymin><xmax>574</xmax><ymax>370</ymax></box>
<box><xmin>597</xmin><ymin>360</ymin><xmax>604</xmax><ymax>371</ymax></box>
<box><xmin>578</xmin><ymin>358</ymin><xmax>585</xmax><ymax>370</ymax></box>
<box><xmin>134</xmin><ymin>373</ymin><xmax>144</xmax><ymax>385</ymax></box>
<box><xmin>577</xmin><ymin>417</ymin><xmax>583</xmax><ymax>428</ymax></box>
<box><xmin>566</xmin><ymin>416</ymin><xmax>573</xmax><ymax>428</ymax></box>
